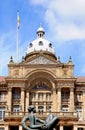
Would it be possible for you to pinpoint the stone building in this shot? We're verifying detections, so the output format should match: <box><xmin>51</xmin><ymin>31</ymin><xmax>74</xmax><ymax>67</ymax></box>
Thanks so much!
<box><xmin>0</xmin><ymin>25</ymin><xmax>85</xmax><ymax>130</ymax></box>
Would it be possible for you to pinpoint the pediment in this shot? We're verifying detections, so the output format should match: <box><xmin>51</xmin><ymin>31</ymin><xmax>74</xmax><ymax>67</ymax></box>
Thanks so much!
<box><xmin>26</xmin><ymin>56</ymin><xmax>56</xmax><ymax>64</ymax></box>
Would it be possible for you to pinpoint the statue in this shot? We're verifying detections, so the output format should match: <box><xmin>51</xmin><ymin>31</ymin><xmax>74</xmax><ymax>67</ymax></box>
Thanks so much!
<box><xmin>21</xmin><ymin>105</ymin><xmax>59</xmax><ymax>130</ymax></box>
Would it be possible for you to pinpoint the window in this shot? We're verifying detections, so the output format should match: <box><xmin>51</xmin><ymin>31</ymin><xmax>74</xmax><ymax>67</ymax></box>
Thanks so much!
<box><xmin>29</xmin><ymin>43</ymin><xmax>33</xmax><ymax>48</ymax></box>
<box><xmin>46</xmin><ymin>93</ymin><xmax>51</xmax><ymax>101</ymax></box>
<box><xmin>0</xmin><ymin>93</ymin><xmax>6</xmax><ymax>102</ymax></box>
<box><xmin>76</xmin><ymin>93</ymin><xmax>82</xmax><ymax>101</ymax></box>
<box><xmin>13</xmin><ymin>90</ymin><xmax>21</xmax><ymax>100</ymax></box>
<box><xmin>13</xmin><ymin>105</ymin><xmax>20</xmax><ymax>113</ymax></box>
<box><xmin>78</xmin><ymin>128</ymin><xmax>83</xmax><ymax>130</ymax></box>
<box><xmin>0</xmin><ymin>128</ymin><xmax>4</xmax><ymax>130</ymax></box>
<box><xmin>76</xmin><ymin>107</ymin><xmax>82</xmax><ymax>120</ymax></box>
<box><xmin>38</xmin><ymin>106</ymin><xmax>44</xmax><ymax>114</ymax></box>
<box><xmin>38</xmin><ymin>93</ymin><xmax>43</xmax><ymax>101</ymax></box>
<box><xmin>0</xmin><ymin>107</ymin><xmax>5</xmax><ymax>120</ymax></box>
<box><xmin>61</xmin><ymin>106</ymin><xmax>68</xmax><ymax>112</ymax></box>
<box><xmin>49</xmin><ymin>43</ymin><xmax>52</xmax><ymax>48</ymax></box>
<box><xmin>61</xmin><ymin>91</ymin><xmax>69</xmax><ymax>100</ymax></box>
<box><xmin>39</xmin><ymin>41</ymin><xmax>43</xmax><ymax>46</ymax></box>
<box><xmin>46</xmin><ymin>106</ymin><xmax>51</xmax><ymax>112</ymax></box>
<box><xmin>31</xmin><ymin>93</ymin><xmax>36</xmax><ymax>101</ymax></box>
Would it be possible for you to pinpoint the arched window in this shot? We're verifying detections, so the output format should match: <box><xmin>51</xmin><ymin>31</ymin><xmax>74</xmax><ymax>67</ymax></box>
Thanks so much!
<box><xmin>49</xmin><ymin>43</ymin><xmax>52</xmax><ymax>48</ymax></box>
<box><xmin>76</xmin><ymin>107</ymin><xmax>82</xmax><ymax>120</ymax></box>
<box><xmin>39</xmin><ymin>41</ymin><xmax>43</xmax><ymax>46</ymax></box>
<box><xmin>29</xmin><ymin>43</ymin><xmax>33</xmax><ymax>48</ymax></box>
<box><xmin>0</xmin><ymin>92</ymin><xmax>6</xmax><ymax>102</ymax></box>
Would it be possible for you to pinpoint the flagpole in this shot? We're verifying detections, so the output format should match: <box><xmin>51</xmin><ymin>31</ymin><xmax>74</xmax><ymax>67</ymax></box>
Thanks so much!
<box><xmin>16</xmin><ymin>17</ymin><xmax>18</xmax><ymax>63</ymax></box>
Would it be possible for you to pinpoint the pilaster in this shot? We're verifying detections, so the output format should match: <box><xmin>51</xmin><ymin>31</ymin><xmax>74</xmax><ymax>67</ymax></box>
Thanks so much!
<box><xmin>7</xmin><ymin>88</ymin><xmax>12</xmax><ymax>112</ymax></box>
<box><xmin>52</xmin><ymin>83</ymin><xmax>57</xmax><ymax>112</ymax></box>
<box><xmin>25</xmin><ymin>91</ymin><xmax>29</xmax><ymax>112</ymax></box>
<box><xmin>69</xmin><ymin>87</ymin><xmax>74</xmax><ymax>112</ymax></box>
<box><xmin>44</xmin><ymin>93</ymin><xmax>46</xmax><ymax>112</ymax></box>
<box><xmin>36</xmin><ymin>93</ymin><xmax>38</xmax><ymax>112</ymax></box>
<box><xmin>21</xmin><ymin>88</ymin><xmax>25</xmax><ymax>112</ymax></box>
<box><xmin>57</xmin><ymin>87</ymin><xmax>61</xmax><ymax>112</ymax></box>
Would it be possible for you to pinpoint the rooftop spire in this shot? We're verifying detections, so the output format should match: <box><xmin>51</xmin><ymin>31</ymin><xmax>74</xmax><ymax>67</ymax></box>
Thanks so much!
<box><xmin>37</xmin><ymin>24</ymin><xmax>45</xmax><ymax>38</ymax></box>
<box><xmin>68</xmin><ymin>56</ymin><xmax>73</xmax><ymax>65</ymax></box>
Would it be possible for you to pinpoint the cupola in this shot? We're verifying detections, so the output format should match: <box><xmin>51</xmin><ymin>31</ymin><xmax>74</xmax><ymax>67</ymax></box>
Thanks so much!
<box><xmin>25</xmin><ymin>25</ymin><xmax>57</xmax><ymax>62</ymax></box>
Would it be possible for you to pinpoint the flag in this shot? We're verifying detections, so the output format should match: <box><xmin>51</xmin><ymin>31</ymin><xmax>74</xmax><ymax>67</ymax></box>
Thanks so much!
<box><xmin>17</xmin><ymin>11</ymin><xmax>20</xmax><ymax>29</ymax></box>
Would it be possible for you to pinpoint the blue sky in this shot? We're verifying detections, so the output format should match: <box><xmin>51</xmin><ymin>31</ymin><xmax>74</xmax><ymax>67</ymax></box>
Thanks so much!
<box><xmin>0</xmin><ymin>0</ymin><xmax>85</xmax><ymax>76</ymax></box>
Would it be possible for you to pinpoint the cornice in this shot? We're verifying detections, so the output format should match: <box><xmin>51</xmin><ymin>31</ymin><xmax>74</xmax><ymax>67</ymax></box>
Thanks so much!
<box><xmin>55</xmin><ymin>78</ymin><xmax>77</xmax><ymax>82</ymax></box>
<box><xmin>5</xmin><ymin>77</ymin><xmax>27</xmax><ymax>83</ymax></box>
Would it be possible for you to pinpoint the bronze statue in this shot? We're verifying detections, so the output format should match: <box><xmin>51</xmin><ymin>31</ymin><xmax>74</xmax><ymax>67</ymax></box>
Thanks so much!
<box><xmin>21</xmin><ymin>105</ymin><xmax>59</xmax><ymax>130</ymax></box>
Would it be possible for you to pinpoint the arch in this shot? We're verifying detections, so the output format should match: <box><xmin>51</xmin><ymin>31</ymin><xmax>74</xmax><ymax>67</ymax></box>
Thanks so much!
<box><xmin>25</xmin><ymin>69</ymin><xmax>56</xmax><ymax>91</ymax></box>
<box><xmin>25</xmin><ymin>69</ymin><xmax>56</xmax><ymax>80</ymax></box>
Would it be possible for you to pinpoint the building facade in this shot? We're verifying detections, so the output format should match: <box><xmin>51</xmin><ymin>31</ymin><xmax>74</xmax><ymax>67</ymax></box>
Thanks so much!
<box><xmin>0</xmin><ymin>26</ymin><xmax>85</xmax><ymax>130</ymax></box>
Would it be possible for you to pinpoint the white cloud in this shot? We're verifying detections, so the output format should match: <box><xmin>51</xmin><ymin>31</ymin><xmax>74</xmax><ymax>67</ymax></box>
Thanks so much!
<box><xmin>46</xmin><ymin>0</ymin><xmax>85</xmax><ymax>40</ymax></box>
<box><xmin>56</xmin><ymin>23</ymin><xmax>85</xmax><ymax>40</ymax></box>
<box><xmin>30</xmin><ymin>0</ymin><xmax>85</xmax><ymax>40</ymax></box>
<box><xmin>30</xmin><ymin>0</ymin><xmax>47</xmax><ymax>5</ymax></box>
<box><xmin>29</xmin><ymin>0</ymin><xmax>85</xmax><ymax>76</ymax></box>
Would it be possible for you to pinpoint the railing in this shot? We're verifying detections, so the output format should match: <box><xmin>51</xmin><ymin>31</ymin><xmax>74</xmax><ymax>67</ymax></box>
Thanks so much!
<box><xmin>5</xmin><ymin>111</ymin><xmax>78</xmax><ymax>119</ymax></box>
<box><xmin>12</xmin><ymin>99</ymin><xmax>20</xmax><ymax>104</ymax></box>
<box><xmin>5</xmin><ymin>111</ymin><xmax>25</xmax><ymax>118</ymax></box>
<box><xmin>0</xmin><ymin>101</ymin><xmax>7</xmax><ymax>105</ymax></box>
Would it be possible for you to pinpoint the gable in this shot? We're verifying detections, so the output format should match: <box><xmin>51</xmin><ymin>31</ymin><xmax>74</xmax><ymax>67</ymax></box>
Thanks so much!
<box><xmin>26</xmin><ymin>56</ymin><xmax>56</xmax><ymax>64</ymax></box>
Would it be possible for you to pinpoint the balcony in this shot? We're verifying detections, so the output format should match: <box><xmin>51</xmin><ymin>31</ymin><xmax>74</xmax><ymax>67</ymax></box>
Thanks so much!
<box><xmin>12</xmin><ymin>99</ymin><xmax>20</xmax><ymax>104</ymax></box>
<box><xmin>4</xmin><ymin>111</ymin><xmax>78</xmax><ymax>121</ymax></box>
<box><xmin>0</xmin><ymin>101</ymin><xmax>7</xmax><ymax>105</ymax></box>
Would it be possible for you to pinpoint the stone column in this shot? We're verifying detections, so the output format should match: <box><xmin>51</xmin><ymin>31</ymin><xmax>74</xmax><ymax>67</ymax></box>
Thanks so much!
<box><xmin>5</xmin><ymin>125</ymin><xmax>9</xmax><ymax>130</ymax></box>
<box><xmin>57</xmin><ymin>87</ymin><xmax>61</xmax><ymax>112</ymax></box>
<box><xmin>36</xmin><ymin>93</ymin><xmax>38</xmax><ymax>112</ymax></box>
<box><xmin>19</xmin><ymin>125</ymin><xmax>22</xmax><ymax>130</ymax></box>
<box><xmin>7</xmin><ymin>88</ymin><xmax>12</xmax><ymax>112</ymax></box>
<box><xmin>69</xmin><ymin>87</ymin><xmax>74</xmax><ymax>112</ymax></box>
<box><xmin>25</xmin><ymin>91</ymin><xmax>29</xmax><ymax>112</ymax></box>
<box><xmin>44</xmin><ymin>93</ymin><xmax>46</xmax><ymax>112</ymax></box>
<box><xmin>73</xmin><ymin>125</ymin><xmax>77</xmax><ymax>130</ymax></box>
<box><xmin>52</xmin><ymin>88</ymin><xmax>57</xmax><ymax>112</ymax></box>
<box><xmin>21</xmin><ymin>88</ymin><xmax>25</xmax><ymax>112</ymax></box>
<box><xmin>83</xmin><ymin>91</ymin><xmax>85</xmax><ymax>120</ymax></box>
<box><xmin>60</xmin><ymin>125</ymin><xmax>63</xmax><ymax>130</ymax></box>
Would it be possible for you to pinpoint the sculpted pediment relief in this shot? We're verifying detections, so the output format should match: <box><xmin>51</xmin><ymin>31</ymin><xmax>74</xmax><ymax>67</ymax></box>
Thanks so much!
<box><xmin>26</xmin><ymin>56</ymin><xmax>56</xmax><ymax>64</ymax></box>
<box><xmin>31</xmin><ymin>81</ymin><xmax>51</xmax><ymax>91</ymax></box>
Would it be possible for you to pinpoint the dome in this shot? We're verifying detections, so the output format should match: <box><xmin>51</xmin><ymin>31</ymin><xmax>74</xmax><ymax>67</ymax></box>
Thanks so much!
<box><xmin>26</xmin><ymin>25</ymin><xmax>55</xmax><ymax>55</ymax></box>
<box><xmin>37</xmin><ymin>26</ymin><xmax>45</xmax><ymax>33</ymax></box>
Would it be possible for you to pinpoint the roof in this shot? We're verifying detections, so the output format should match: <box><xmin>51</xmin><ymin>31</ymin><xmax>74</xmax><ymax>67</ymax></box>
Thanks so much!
<box><xmin>27</xmin><ymin>38</ymin><xmax>55</xmax><ymax>54</ymax></box>
<box><xmin>26</xmin><ymin>25</ymin><xmax>55</xmax><ymax>55</ymax></box>
<box><xmin>37</xmin><ymin>26</ymin><xmax>45</xmax><ymax>33</ymax></box>
<box><xmin>0</xmin><ymin>76</ymin><xmax>6</xmax><ymax>83</ymax></box>
<box><xmin>76</xmin><ymin>76</ymin><xmax>85</xmax><ymax>83</ymax></box>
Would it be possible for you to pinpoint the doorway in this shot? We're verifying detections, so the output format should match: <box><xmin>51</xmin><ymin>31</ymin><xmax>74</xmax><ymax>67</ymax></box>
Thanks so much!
<box><xmin>64</xmin><ymin>126</ymin><xmax>73</xmax><ymax>130</ymax></box>
<box><xmin>10</xmin><ymin>126</ymin><xmax>19</xmax><ymax>130</ymax></box>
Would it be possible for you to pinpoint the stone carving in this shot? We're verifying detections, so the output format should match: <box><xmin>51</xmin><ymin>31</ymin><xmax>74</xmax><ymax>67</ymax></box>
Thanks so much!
<box><xmin>14</xmin><ymin>69</ymin><xmax>19</xmax><ymax>76</ymax></box>
<box><xmin>26</xmin><ymin>56</ymin><xmax>56</xmax><ymax>64</ymax></box>
<box><xmin>31</xmin><ymin>81</ymin><xmax>51</xmax><ymax>90</ymax></box>
<box><xmin>21</xmin><ymin>105</ymin><xmax>59</xmax><ymax>130</ymax></box>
